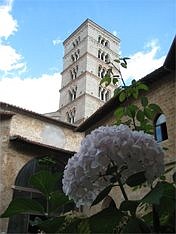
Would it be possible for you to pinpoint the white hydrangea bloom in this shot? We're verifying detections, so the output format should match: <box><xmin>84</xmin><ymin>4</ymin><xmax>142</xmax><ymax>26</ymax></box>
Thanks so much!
<box><xmin>62</xmin><ymin>124</ymin><xmax>164</xmax><ymax>207</ymax></box>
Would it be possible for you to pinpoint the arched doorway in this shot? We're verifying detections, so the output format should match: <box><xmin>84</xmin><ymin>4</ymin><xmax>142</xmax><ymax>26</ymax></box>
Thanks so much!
<box><xmin>7</xmin><ymin>156</ymin><xmax>67</xmax><ymax>233</ymax></box>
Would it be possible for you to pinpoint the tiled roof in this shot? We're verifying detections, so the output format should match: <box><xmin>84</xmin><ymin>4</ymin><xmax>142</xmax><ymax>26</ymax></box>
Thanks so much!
<box><xmin>0</xmin><ymin>102</ymin><xmax>77</xmax><ymax>129</ymax></box>
<box><xmin>10</xmin><ymin>134</ymin><xmax>75</xmax><ymax>156</ymax></box>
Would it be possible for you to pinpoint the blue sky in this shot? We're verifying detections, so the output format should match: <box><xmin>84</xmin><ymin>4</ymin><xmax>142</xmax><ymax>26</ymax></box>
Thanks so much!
<box><xmin>0</xmin><ymin>0</ymin><xmax>175</xmax><ymax>113</ymax></box>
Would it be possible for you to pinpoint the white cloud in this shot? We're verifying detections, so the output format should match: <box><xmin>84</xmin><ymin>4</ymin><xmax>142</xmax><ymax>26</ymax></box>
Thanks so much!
<box><xmin>0</xmin><ymin>44</ymin><xmax>26</xmax><ymax>73</ymax></box>
<box><xmin>0</xmin><ymin>0</ymin><xmax>26</xmax><ymax>75</ymax></box>
<box><xmin>0</xmin><ymin>72</ymin><xmax>62</xmax><ymax>114</ymax></box>
<box><xmin>121</xmin><ymin>39</ymin><xmax>166</xmax><ymax>83</ymax></box>
<box><xmin>52</xmin><ymin>38</ymin><xmax>63</xmax><ymax>46</ymax></box>
<box><xmin>0</xmin><ymin>0</ymin><xmax>17</xmax><ymax>39</ymax></box>
<box><xmin>112</xmin><ymin>30</ymin><xmax>118</xmax><ymax>37</ymax></box>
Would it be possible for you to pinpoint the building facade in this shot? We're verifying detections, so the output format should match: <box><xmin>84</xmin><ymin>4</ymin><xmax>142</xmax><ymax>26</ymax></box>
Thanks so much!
<box><xmin>53</xmin><ymin>19</ymin><xmax>120</xmax><ymax>124</ymax></box>
<box><xmin>0</xmin><ymin>18</ymin><xmax>175</xmax><ymax>232</ymax></box>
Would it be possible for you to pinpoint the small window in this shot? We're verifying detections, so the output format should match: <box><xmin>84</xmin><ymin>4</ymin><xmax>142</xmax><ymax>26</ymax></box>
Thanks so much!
<box><xmin>105</xmin><ymin>41</ymin><xmax>109</xmax><ymax>47</ymax></box>
<box><xmin>105</xmin><ymin>90</ymin><xmax>110</xmax><ymax>101</ymax></box>
<box><xmin>98</xmin><ymin>50</ymin><xmax>101</xmax><ymax>59</ymax></box>
<box><xmin>154</xmin><ymin>114</ymin><xmax>168</xmax><ymax>142</ymax></box>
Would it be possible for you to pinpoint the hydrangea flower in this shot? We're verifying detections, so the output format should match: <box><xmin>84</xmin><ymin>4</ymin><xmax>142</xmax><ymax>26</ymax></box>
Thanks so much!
<box><xmin>62</xmin><ymin>124</ymin><xmax>164</xmax><ymax>207</ymax></box>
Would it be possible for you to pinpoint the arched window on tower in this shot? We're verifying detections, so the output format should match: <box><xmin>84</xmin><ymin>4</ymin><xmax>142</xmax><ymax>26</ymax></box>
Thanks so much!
<box><xmin>68</xmin><ymin>86</ymin><xmax>77</xmax><ymax>102</ymax></box>
<box><xmin>105</xmin><ymin>41</ymin><xmax>109</xmax><ymax>47</ymax></box>
<box><xmin>66</xmin><ymin>108</ymin><xmax>76</xmax><ymax>124</ymax></box>
<box><xmin>154</xmin><ymin>114</ymin><xmax>168</xmax><ymax>142</ymax></box>
<box><xmin>101</xmin><ymin>52</ymin><xmax>105</xmax><ymax>61</ymax></box>
<box><xmin>101</xmin><ymin>68</ymin><xmax>106</xmax><ymax>78</ymax></box>
<box><xmin>98</xmin><ymin>50</ymin><xmax>101</xmax><ymax>59</ymax></box>
<box><xmin>105</xmin><ymin>54</ymin><xmax>110</xmax><ymax>63</ymax></box>
<box><xmin>98</xmin><ymin>65</ymin><xmax>102</xmax><ymax>77</ymax></box>
<box><xmin>105</xmin><ymin>90</ymin><xmax>110</xmax><ymax>101</ymax></box>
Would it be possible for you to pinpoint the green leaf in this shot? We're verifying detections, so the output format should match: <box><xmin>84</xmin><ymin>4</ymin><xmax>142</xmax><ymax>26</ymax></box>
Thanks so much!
<box><xmin>49</xmin><ymin>191</ymin><xmax>71</xmax><ymax>212</ymax></box>
<box><xmin>122</xmin><ymin>218</ymin><xmax>151</xmax><ymax>233</ymax></box>
<box><xmin>126</xmin><ymin>104</ymin><xmax>138</xmax><ymax>118</ymax></box>
<box><xmin>89</xmin><ymin>206</ymin><xmax>123</xmax><ymax>233</ymax></box>
<box><xmin>114</xmin><ymin>59</ymin><xmax>120</xmax><ymax>63</ymax></box>
<box><xmin>148</xmin><ymin>103</ymin><xmax>161</xmax><ymax>112</ymax></box>
<box><xmin>126</xmin><ymin>171</ymin><xmax>146</xmax><ymax>187</ymax></box>
<box><xmin>78</xmin><ymin>219</ymin><xmax>91</xmax><ymax>234</ymax></box>
<box><xmin>120</xmin><ymin>200</ymin><xmax>140</xmax><ymax>215</ymax></box>
<box><xmin>121</xmin><ymin>62</ymin><xmax>127</xmax><ymax>68</ymax></box>
<box><xmin>114</xmin><ymin>87</ymin><xmax>122</xmax><ymax>96</ymax></box>
<box><xmin>144</xmin><ymin>107</ymin><xmax>154</xmax><ymax>120</ymax></box>
<box><xmin>131</xmin><ymin>79</ymin><xmax>136</xmax><ymax>85</ymax></box>
<box><xmin>100</xmin><ymin>75</ymin><xmax>111</xmax><ymax>87</ymax></box>
<box><xmin>136</xmin><ymin>83</ymin><xmax>149</xmax><ymax>91</ymax></box>
<box><xmin>141</xmin><ymin>182</ymin><xmax>166</xmax><ymax>205</ymax></box>
<box><xmin>131</xmin><ymin>87</ymin><xmax>139</xmax><ymax>99</ymax></box>
<box><xmin>141</xmin><ymin>96</ymin><xmax>148</xmax><ymax>107</ymax></box>
<box><xmin>91</xmin><ymin>185</ymin><xmax>113</xmax><ymax>206</ymax></box>
<box><xmin>0</xmin><ymin>198</ymin><xmax>45</xmax><ymax>218</ymax></box>
<box><xmin>122</xmin><ymin>57</ymin><xmax>130</xmax><ymax>61</ymax></box>
<box><xmin>37</xmin><ymin>216</ymin><xmax>66</xmax><ymax>233</ymax></box>
<box><xmin>29</xmin><ymin>170</ymin><xmax>59</xmax><ymax>197</ymax></box>
<box><xmin>136</xmin><ymin>110</ymin><xmax>145</xmax><ymax>122</ymax></box>
<box><xmin>112</xmin><ymin>77</ymin><xmax>118</xmax><ymax>85</ymax></box>
<box><xmin>119</xmin><ymin>91</ymin><xmax>126</xmax><ymax>102</ymax></box>
<box><xmin>114</xmin><ymin>107</ymin><xmax>124</xmax><ymax>120</ymax></box>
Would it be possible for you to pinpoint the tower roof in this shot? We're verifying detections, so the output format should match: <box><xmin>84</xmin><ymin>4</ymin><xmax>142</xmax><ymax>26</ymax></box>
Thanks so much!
<box><xmin>63</xmin><ymin>18</ymin><xmax>120</xmax><ymax>45</ymax></box>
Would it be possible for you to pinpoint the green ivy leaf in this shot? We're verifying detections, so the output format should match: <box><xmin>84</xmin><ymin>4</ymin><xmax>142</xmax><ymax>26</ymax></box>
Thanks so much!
<box><xmin>120</xmin><ymin>200</ymin><xmax>140</xmax><ymax>215</ymax></box>
<box><xmin>100</xmin><ymin>75</ymin><xmax>111</xmax><ymax>87</ymax></box>
<box><xmin>136</xmin><ymin>110</ymin><xmax>145</xmax><ymax>122</ymax></box>
<box><xmin>29</xmin><ymin>170</ymin><xmax>59</xmax><ymax>197</ymax></box>
<box><xmin>122</xmin><ymin>217</ymin><xmax>151</xmax><ymax>233</ymax></box>
<box><xmin>121</xmin><ymin>62</ymin><xmax>127</xmax><ymax>68</ymax></box>
<box><xmin>144</xmin><ymin>107</ymin><xmax>154</xmax><ymax>120</ymax></box>
<box><xmin>89</xmin><ymin>206</ymin><xmax>123</xmax><ymax>233</ymax></box>
<box><xmin>114</xmin><ymin>107</ymin><xmax>124</xmax><ymax>120</ymax></box>
<box><xmin>126</xmin><ymin>104</ymin><xmax>138</xmax><ymax>118</ymax></box>
<box><xmin>91</xmin><ymin>185</ymin><xmax>113</xmax><ymax>207</ymax></box>
<box><xmin>148</xmin><ymin>103</ymin><xmax>162</xmax><ymax>112</ymax></box>
<box><xmin>37</xmin><ymin>216</ymin><xmax>66</xmax><ymax>233</ymax></box>
<box><xmin>49</xmin><ymin>191</ymin><xmax>72</xmax><ymax>213</ymax></box>
<box><xmin>0</xmin><ymin>198</ymin><xmax>45</xmax><ymax>218</ymax></box>
<box><xmin>126</xmin><ymin>171</ymin><xmax>146</xmax><ymax>187</ymax></box>
<box><xmin>114</xmin><ymin>59</ymin><xmax>120</xmax><ymax>63</ymax></box>
<box><xmin>141</xmin><ymin>182</ymin><xmax>165</xmax><ymax>205</ymax></box>
<box><xmin>78</xmin><ymin>219</ymin><xmax>91</xmax><ymax>234</ymax></box>
<box><xmin>112</xmin><ymin>77</ymin><xmax>119</xmax><ymax>85</ymax></box>
<box><xmin>119</xmin><ymin>91</ymin><xmax>126</xmax><ymax>102</ymax></box>
<box><xmin>136</xmin><ymin>83</ymin><xmax>149</xmax><ymax>91</ymax></box>
<box><xmin>141</xmin><ymin>96</ymin><xmax>148</xmax><ymax>107</ymax></box>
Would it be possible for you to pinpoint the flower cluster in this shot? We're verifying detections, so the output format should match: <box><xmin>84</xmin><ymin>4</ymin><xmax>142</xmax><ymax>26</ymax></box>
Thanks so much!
<box><xmin>62</xmin><ymin>124</ymin><xmax>164</xmax><ymax>207</ymax></box>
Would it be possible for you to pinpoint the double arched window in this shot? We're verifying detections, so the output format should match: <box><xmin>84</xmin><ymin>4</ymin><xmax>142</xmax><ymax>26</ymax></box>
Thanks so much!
<box><xmin>154</xmin><ymin>114</ymin><xmax>168</xmax><ymax>142</ymax></box>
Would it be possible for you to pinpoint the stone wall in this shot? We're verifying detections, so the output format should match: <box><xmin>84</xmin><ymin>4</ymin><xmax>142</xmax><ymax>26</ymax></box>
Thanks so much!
<box><xmin>0</xmin><ymin>118</ymin><xmax>33</xmax><ymax>232</ymax></box>
<box><xmin>85</xmin><ymin>72</ymin><xmax>176</xmax><ymax>161</ymax></box>
<box><xmin>0</xmin><ymin>112</ymin><xmax>84</xmax><ymax>232</ymax></box>
<box><xmin>10</xmin><ymin>114</ymin><xmax>84</xmax><ymax>153</ymax></box>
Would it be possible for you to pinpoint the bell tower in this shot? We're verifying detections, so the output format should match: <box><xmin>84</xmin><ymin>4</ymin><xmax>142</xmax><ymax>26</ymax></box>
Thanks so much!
<box><xmin>57</xmin><ymin>19</ymin><xmax>120</xmax><ymax>124</ymax></box>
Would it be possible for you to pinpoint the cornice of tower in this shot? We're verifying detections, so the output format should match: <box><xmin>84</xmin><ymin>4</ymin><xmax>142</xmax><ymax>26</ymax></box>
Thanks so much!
<box><xmin>60</xmin><ymin>69</ymin><xmax>115</xmax><ymax>93</ymax></box>
<box><xmin>63</xmin><ymin>18</ymin><xmax>120</xmax><ymax>45</ymax></box>
<box><xmin>59</xmin><ymin>92</ymin><xmax>105</xmax><ymax>112</ymax></box>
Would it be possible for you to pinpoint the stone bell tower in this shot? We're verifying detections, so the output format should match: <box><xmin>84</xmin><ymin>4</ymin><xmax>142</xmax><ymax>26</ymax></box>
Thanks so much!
<box><xmin>58</xmin><ymin>19</ymin><xmax>120</xmax><ymax>124</ymax></box>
